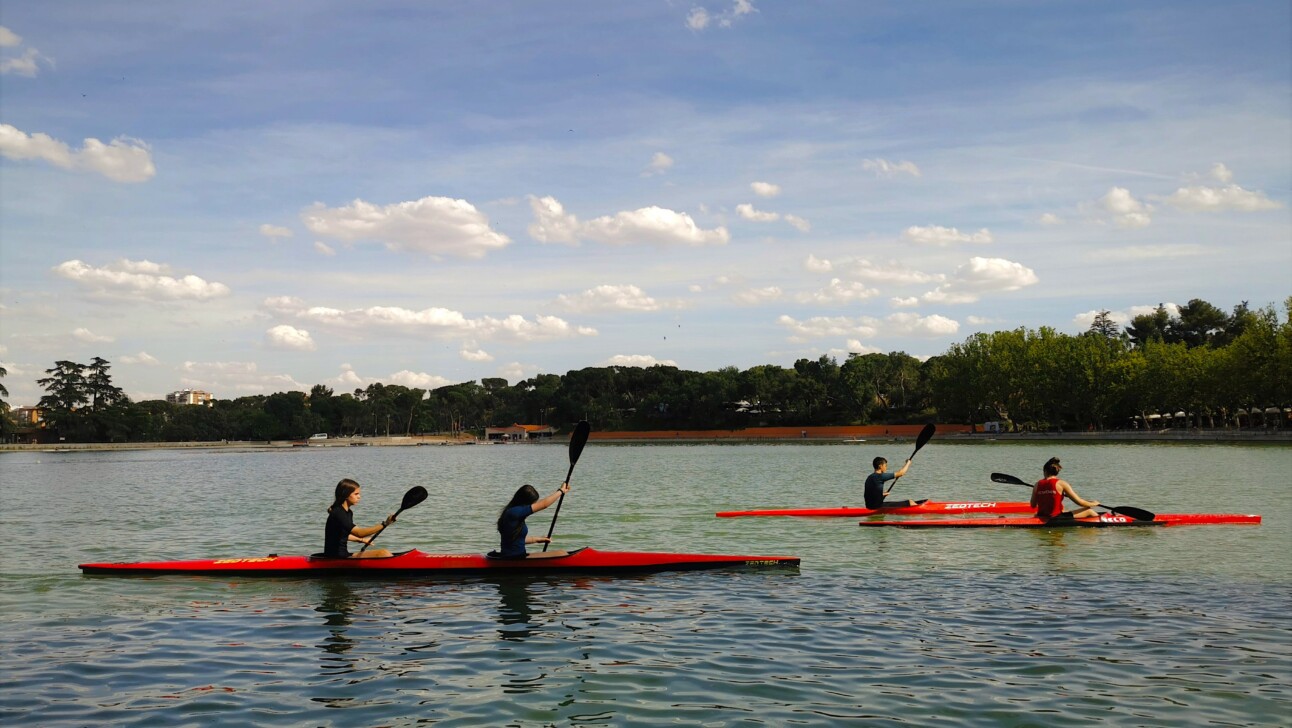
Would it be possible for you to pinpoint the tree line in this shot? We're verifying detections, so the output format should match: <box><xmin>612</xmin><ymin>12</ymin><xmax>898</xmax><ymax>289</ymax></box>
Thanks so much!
<box><xmin>1</xmin><ymin>296</ymin><xmax>1287</xmax><ymax>443</ymax></box>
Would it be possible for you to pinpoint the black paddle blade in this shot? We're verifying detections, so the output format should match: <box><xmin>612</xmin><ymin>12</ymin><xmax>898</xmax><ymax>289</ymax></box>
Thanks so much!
<box><xmin>991</xmin><ymin>472</ymin><xmax>1029</xmax><ymax>487</ymax></box>
<box><xmin>568</xmin><ymin>420</ymin><xmax>591</xmax><ymax>470</ymax></box>
<box><xmin>1109</xmin><ymin>505</ymin><xmax>1156</xmax><ymax>521</ymax></box>
<box><xmin>401</xmin><ymin>486</ymin><xmax>429</xmax><ymax>511</ymax></box>
<box><xmin>914</xmin><ymin>423</ymin><xmax>936</xmax><ymax>451</ymax></box>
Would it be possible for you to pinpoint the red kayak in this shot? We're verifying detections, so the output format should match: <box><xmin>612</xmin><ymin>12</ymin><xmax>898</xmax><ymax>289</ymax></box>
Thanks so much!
<box><xmin>716</xmin><ymin>501</ymin><xmax>1034</xmax><ymax>518</ymax></box>
<box><xmin>857</xmin><ymin>513</ymin><xmax>1262</xmax><ymax>528</ymax></box>
<box><xmin>78</xmin><ymin>547</ymin><xmax>801</xmax><ymax>577</ymax></box>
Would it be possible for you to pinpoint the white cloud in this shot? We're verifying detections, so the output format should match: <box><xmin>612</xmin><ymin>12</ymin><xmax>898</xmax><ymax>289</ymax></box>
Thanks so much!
<box><xmin>795</xmin><ymin>278</ymin><xmax>880</xmax><ymax>305</ymax></box>
<box><xmin>0</xmin><ymin>27</ymin><xmax>53</xmax><ymax>76</ymax></box>
<box><xmin>1128</xmin><ymin>302</ymin><xmax>1181</xmax><ymax>318</ymax></box>
<box><xmin>72</xmin><ymin>327</ymin><xmax>114</xmax><ymax>344</ymax></box>
<box><xmin>1098</xmin><ymin>187</ymin><xmax>1152</xmax><ymax>228</ymax></box>
<box><xmin>736</xmin><ymin>203</ymin><xmax>780</xmax><ymax>222</ymax></box>
<box><xmin>303</xmin><ymin>195</ymin><xmax>511</xmax><ymax>258</ymax></box>
<box><xmin>270</xmin><ymin>298</ymin><xmax>598</xmax><ymax>343</ymax></box>
<box><xmin>902</xmin><ymin>225</ymin><xmax>993</xmax><ymax>245</ymax></box>
<box><xmin>388</xmin><ymin>370</ymin><xmax>452</xmax><ymax>389</ymax></box>
<box><xmin>688</xmin><ymin>1</ymin><xmax>756</xmax><ymax>30</ymax></box>
<box><xmin>920</xmin><ymin>257</ymin><xmax>1038</xmax><ymax>304</ymax></box>
<box><xmin>890</xmin><ymin>296</ymin><xmax>920</xmax><ymax>307</ymax></box>
<box><xmin>804</xmin><ymin>254</ymin><xmax>832</xmax><ymax>272</ymax></box>
<box><xmin>644</xmin><ymin>152</ymin><xmax>674</xmax><ymax>176</ymax></box>
<box><xmin>266</xmin><ymin>325</ymin><xmax>316</xmax><ymax>351</ymax></box>
<box><xmin>600</xmin><ymin>354</ymin><xmax>678</xmax><ymax>368</ymax></box>
<box><xmin>863</xmin><ymin>158</ymin><xmax>921</xmax><ymax>177</ymax></box>
<box><xmin>784</xmin><ymin>214</ymin><xmax>810</xmax><ymax>232</ymax></box>
<box><xmin>119</xmin><ymin>351</ymin><xmax>160</xmax><ymax>365</ymax></box>
<box><xmin>259</xmin><ymin>224</ymin><xmax>293</xmax><ymax>240</ymax></box>
<box><xmin>497</xmin><ymin>362</ymin><xmax>534</xmax><ymax>382</ymax></box>
<box><xmin>1163</xmin><ymin>184</ymin><xmax>1282</xmax><ymax>213</ymax></box>
<box><xmin>751</xmin><ymin>181</ymin><xmax>781</xmax><ymax>197</ymax></box>
<box><xmin>528</xmin><ymin>195</ymin><xmax>729</xmax><ymax>247</ymax></box>
<box><xmin>313</xmin><ymin>241</ymin><xmax>336</xmax><ymax>256</ymax></box>
<box><xmin>966</xmin><ymin>315</ymin><xmax>1001</xmax><ymax>326</ymax></box>
<box><xmin>885</xmin><ymin>312</ymin><xmax>960</xmax><ymax>336</ymax></box>
<box><xmin>0</xmin><ymin>124</ymin><xmax>154</xmax><ymax>182</ymax></box>
<box><xmin>843</xmin><ymin>340</ymin><xmax>885</xmax><ymax>356</ymax></box>
<box><xmin>686</xmin><ymin>7</ymin><xmax>710</xmax><ymax>30</ymax></box>
<box><xmin>732</xmin><ymin>286</ymin><xmax>783</xmax><ymax>305</ymax></box>
<box><xmin>1039</xmin><ymin>212</ymin><xmax>1063</xmax><ymax>225</ymax></box>
<box><xmin>852</xmin><ymin>259</ymin><xmax>943</xmax><ymax>285</ymax></box>
<box><xmin>460</xmin><ymin>346</ymin><xmax>494</xmax><ymax>362</ymax></box>
<box><xmin>54</xmin><ymin>259</ymin><xmax>231</xmax><ymax>301</ymax></box>
<box><xmin>1209</xmin><ymin>163</ymin><xmax>1233</xmax><ymax>183</ymax></box>
<box><xmin>181</xmin><ymin>360</ymin><xmax>308</xmax><ymax>395</ymax></box>
<box><xmin>556</xmin><ymin>284</ymin><xmax>664</xmax><ymax>313</ymax></box>
<box><xmin>1073</xmin><ymin>309</ymin><xmax>1130</xmax><ymax>329</ymax></box>
<box><xmin>777</xmin><ymin>314</ymin><xmax>881</xmax><ymax>342</ymax></box>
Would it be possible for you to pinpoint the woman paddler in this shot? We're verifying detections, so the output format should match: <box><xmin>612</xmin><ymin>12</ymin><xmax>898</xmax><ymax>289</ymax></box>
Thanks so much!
<box><xmin>1031</xmin><ymin>457</ymin><xmax>1100</xmax><ymax>521</ymax></box>
<box><xmin>324</xmin><ymin>478</ymin><xmax>397</xmax><ymax>558</ymax></box>
<box><xmin>493</xmin><ymin>481</ymin><xmax>570</xmax><ymax>559</ymax></box>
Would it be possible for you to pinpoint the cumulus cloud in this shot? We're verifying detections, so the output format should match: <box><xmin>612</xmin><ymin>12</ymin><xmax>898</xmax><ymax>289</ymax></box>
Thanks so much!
<box><xmin>1163</xmin><ymin>184</ymin><xmax>1281</xmax><ymax>213</ymax></box>
<box><xmin>687</xmin><ymin>1</ymin><xmax>756</xmax><ymax>30</ymax></box>
<box><xmin>920</xmin><ymin>257</ymin><xmax>1038</xmax><ymax>304</ymax></box>
<box><xmin>732</xmin><ymin>286</ymin><xmax>783</xmax><ymax>305</ymax></box>
<box><xmin>784</xmin><ymin>214</ymin><xmax>810</xmax><ymax>232</ymax></box>
<box><xmin>72</xmin><ymin>327</ymin><xmax>114</xmax><ymax>343</ymax></box>
<box><xmin>119</xmin><ymin>351</ymin><xmax>160</xmax><ymax>365</ymax></box>
<box><xmin>1209</xmin><ymin>163</ymin><xmax>1233</xmax><ymax>183</ymax></box>
<box><xmin>885</xmin><ymin>312</ymin><xmax>960</xmax><ymax>336</ymax></box>
<box><xmin>751</xmin><ymin>181</ymin><xmax>781</xmax><ymax>197</ymax></box>
<box><xmin>303</xmin><ymin>195</ymin><xmax>511</xmax><ymax>258</ymax></box>
<box><xmin>265</xmin><ymin>325</ymin><xmax>316</xmax><ymax>351</ymax></box>
<box><xmin>804</xmin><ymin>254</ymin><xmax>832</xmax><ymax>273</ymax></box>
<box><xmin>778</xmin><ymin>312</ymin><xmax>958</xmax><ymax>342</ymax></box>
<box><xmin>555</xmin><ymin>284</ymin><xmax>664</xmax><ymax>313</ymax></box>
<box><xmin>388</xmin><ymin>370</ymin><xmax>452</xmax><ymax>389</ymax></box>
<box><xmin>265</xmin><ymin>298</ymin><xmax>597</xmax><ymax>343</ymax></box>
<box><xmin>1098</xmin><ymin>187</ymin><xmax>1152</xmax><ymax>228</ymax></box>
<box><xmin>0</xmin><ymin>27</ymin><xmax>53</xmax><ymax>76</ymax></box>
<box><xmin>863</xmin><ymin>158</ymin><xmax>921</xmax><ymax>177</ymax></box>
<box><xmin>0</xmin><ymin>124</ymin><xmax>154</xmax><ymax>182</ymax></box>
<box><xmin>181</xmin><ymin>360</ymin><xmax>308</xmax><ymax>395</ymax></box>
<box><xmin>736</xmin><ymin>203</ymin><xmax>809</xmax><ymax>231</ymax></box>
<box><xmin>601</xmin><ymin>354</ymin><xmax>678</xmax><ymax>368</ymax></box>
<box><xmin>794</xmin><ymin>278</ymin><xmax>880</xmax><ymax>305</ymax></box>
<box><xmin>644</xmin><ymin>152</ymin><xmax>674</xmax><ymax>176</ymax></box>
<box><xmin>1073</xmin><ymin>309</ymin><xmax>1131</xmax><ymax>329</ymax></box>
<box><xmin>54</xmin><ymin>259</ymin><xmax>231</xmax><ymax>301</ymax></box>
<box><xmin>902</xmin><ymin>225</ymin><xmax>993</xmax><ymax>245</ymax></box>
<box><xmin>528</xmin><ymin>195</ymin><xmax>729</xmax><ymax>247</ymax></box>
<box><xmin>460</xmin><ymin>346</ymin><xmax>494</xmax><ymax>362</ymax></box>
<box><xmin>851</xmin><ymin>259</ymin><xmax>943</xmax><ymax>285</ymax></box>
<box><xmin>259</xmin><ymin>224</ymin><xmax>293</xmax><ymax>240</ymax></box>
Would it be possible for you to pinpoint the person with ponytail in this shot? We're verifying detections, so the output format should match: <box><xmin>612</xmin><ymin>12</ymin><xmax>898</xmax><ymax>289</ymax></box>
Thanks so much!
<box><xmin>324</xmin><ymin>478</ymin><xmax>397</xmax><ymax>558</ymax></box>
<box><xmin>493</xmin><ymin>481</ymin><xmax>570</xmax><ymax>559</ymax></box>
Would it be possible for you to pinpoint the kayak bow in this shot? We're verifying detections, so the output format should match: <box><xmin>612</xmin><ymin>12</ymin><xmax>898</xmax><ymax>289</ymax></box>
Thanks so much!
<box><xmin>716</xmin><ymin>501</ymin><xmax>1034</xmax><ymax>518</ymax></box>
<box><xmin>79</xmin><ymin>547</ymin><xmax>801</xmax><ymax>577</ymax></box>
<box><xmin>857</xmin><ymin>513</ymin><xmax>1262</xmax><ymax>528</ymax></box>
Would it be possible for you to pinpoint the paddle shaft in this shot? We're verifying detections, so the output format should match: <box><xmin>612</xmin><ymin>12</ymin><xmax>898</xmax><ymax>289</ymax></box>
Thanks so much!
<box><xmin>543</xmin><ymin>421</ymin><xmax>591</xmax><ymax>551</ymax></box>
<box><xmin>890</xmin><ymin>424</ymin><xmax>935</xmax><ymax>495</ymax></box>
<box><xmin>358</xmin><ymin>486</ymin><xmax>429</xmax><ymax>553</ymax></box>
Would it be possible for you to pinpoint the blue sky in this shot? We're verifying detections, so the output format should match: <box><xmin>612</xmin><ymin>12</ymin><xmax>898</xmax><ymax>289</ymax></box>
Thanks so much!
<box><xmin>2</xmin><ymin>1</ymin><xmax>1289</xmax><ymax>407</ymax></box>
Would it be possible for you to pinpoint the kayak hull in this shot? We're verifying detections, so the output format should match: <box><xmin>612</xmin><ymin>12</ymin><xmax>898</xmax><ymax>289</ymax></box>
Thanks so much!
<box><xmin>716</xmin><ymin>501</ymin><xmax>1034</xmax><ymax>518</ymax></box>
<box><xmin>857</xmin><ymin>513</ymin><xmax>1262</xmax><ymax>528</ymax></box>
<box><xmin>79</xmin><ymin>547</ymin><xmax>801</xmax><ymax>577</ymax></box>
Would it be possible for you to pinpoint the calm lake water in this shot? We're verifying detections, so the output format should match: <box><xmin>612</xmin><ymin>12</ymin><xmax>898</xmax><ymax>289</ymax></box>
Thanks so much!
<box><xmin>2</xmin><ymin>440</ymin><xmax>1289</xmax><ymax>726</ymax></box>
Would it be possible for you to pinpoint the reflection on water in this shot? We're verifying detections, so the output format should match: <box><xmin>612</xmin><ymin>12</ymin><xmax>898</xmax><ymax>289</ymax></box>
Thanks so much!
<box><xmin>315</xmin><ymin>579</ymin><xmax>359</xmax><ymax>672</ymax></box>
<box><xmin>494</xmin><ymin>577</ymin><xmax>539</xmax><ymax>641</ymax></box>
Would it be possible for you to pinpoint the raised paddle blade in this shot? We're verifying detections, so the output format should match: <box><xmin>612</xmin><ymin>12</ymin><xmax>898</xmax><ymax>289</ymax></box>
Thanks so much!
<box><xmin>991</xmin><ymin>472</ymin><xmax>1030</xmax><ymax>487</ymax></box>
<box><xmin>910</xmin><ymin>423</ymin><xmax>936</xmax><ymax>459</ymax></box>
<box><xmin>359</xmin><ymin>486</ymin><xmax>428</xmax><ymax>553</ymax></box>
<box><xmin>547</xmin><ymin>420</ymin><xmax>591</xmax><ymax>551</ymax></box>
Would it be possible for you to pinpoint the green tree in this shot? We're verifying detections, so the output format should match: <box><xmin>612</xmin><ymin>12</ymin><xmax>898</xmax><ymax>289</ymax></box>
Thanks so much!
<box><xmin>1126</xmin><ymin>304</ymin><xmax>1174</xmax><ymax>347</ymax></box>
<box><xmin>1175</xmin><ymin>298</ymin><xmax>1229</xmax><ymax>348</ymax></box>
<box><xmin>37</xmin><ymin>360</ymin><xmax>91</xmax><ymax>440</ymax></box>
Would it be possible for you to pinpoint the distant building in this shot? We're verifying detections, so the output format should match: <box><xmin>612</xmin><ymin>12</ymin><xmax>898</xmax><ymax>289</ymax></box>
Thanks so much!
<box><xmin>485</xmin><ymin>423</ymin><xmax>557</xmax><ymax>442</ymax></box>
<box><xmin>167</xmin><ymin>389</ymin><xmax>213</xmax><ymax>406</ymax></box>
<box><xmin>13</xmin><ymin>406</ymin><xmax>45</xmax><ymax>425</ymax></box>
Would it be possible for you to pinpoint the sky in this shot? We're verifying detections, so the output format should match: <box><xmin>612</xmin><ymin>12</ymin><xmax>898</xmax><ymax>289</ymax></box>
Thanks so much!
<box><xmin>1</xmin><ymin>1</ymin><xmax>1289</xmax><ymax>407</ymax></box>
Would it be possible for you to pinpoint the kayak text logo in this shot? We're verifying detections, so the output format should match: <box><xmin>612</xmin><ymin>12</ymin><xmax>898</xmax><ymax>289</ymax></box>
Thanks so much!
<box><xmin>944</xmin><ymin>502</ymin><xmax>997</xmax><ymax>509</ymax></box>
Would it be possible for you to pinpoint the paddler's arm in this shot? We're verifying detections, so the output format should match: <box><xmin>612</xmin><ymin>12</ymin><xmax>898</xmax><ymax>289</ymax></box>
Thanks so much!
<box><xmin>884</xmin><ymin>459</ymin><xmax>912</xmax><ymax>495</ymax></box>
<box><xmin>1059</xmin><ymin>480</ymin><xmax>1098</xmax><ymax>508</ymax></box>
<box><xmin>349</xmin><ymin>514</ymin><xmax>397</xmax><ymax>539</ymax></box>
<box><xmin>529</xmin><ymin>481</ymin><xmax>571</xmax><ymax>514</ymax></box>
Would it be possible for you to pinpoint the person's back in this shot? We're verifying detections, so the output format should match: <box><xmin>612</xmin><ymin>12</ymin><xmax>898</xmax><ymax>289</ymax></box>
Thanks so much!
<box><xmin>1033</xmin><ymin>476</ymin><xmax>1063</xmax><ymax>519</ymax></box>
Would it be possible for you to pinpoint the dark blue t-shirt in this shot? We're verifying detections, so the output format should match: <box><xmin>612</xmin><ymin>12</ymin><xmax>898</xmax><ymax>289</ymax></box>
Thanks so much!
<box><xmin>864</xmin><ymin>472</ymin><xmax>896</xmax><ymax>509</ymax></box>
<box><xmin>324</xmin><ymin>507</ymin><xmax>355</xmax><ymax>558</ymax></box>
<box><xmin>498</xmin><ymin>503</ymin><xmax>534</xmax><ymax>558</ymax></box>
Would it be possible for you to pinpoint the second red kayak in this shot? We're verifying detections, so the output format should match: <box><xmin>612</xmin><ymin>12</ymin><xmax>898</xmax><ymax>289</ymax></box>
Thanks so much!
<box><xmin>857</xmin><ymin>513</ymin><xmax>1262</xmax><ymax>528</ymax></box>
<box><xmin>716</xmin><ymin>501</ymin><xmax>1034</xmax><ymax>518</ymax></box>
<box><xmin>79</xmin><ymin>547</ymin><xmax>801</xmax><ymax>577</ymax></box>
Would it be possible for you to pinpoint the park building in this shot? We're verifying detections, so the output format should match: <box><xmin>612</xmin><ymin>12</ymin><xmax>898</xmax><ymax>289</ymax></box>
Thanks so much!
<box><xmin>166</xmin><ymin>389</ymin><xmax>213</xmax><ymax>406</ymax></box>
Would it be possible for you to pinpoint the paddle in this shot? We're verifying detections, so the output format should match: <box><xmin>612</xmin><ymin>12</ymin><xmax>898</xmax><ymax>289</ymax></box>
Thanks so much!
<box><xmin>888</xmin><ymin>423</ymin><xmax>936</xmax><ymax>497</ymax></box>
<box><xmin>543</xmin><ymin>420</ymin><xmax>591</xmax><ymax>551</ymax></box>
<box><xmin>989</xmin><ymin>472</ymin><xmax>1155</xmax><ymax>521</ymax></box>
<box><xmin>358</xmin><ymin>485</ymin><xmax>429</xmax><ymax>553</ymax></box>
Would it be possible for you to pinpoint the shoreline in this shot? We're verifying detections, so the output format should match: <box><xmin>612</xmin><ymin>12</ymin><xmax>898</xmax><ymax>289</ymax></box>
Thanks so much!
<box><xmin>3</xmin><ymin>427</ymin><xmax>1288</xmax><ymax>453</ymax></box>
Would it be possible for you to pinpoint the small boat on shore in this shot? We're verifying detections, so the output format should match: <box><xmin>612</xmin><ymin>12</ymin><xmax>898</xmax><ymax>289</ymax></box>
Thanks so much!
<box><xmin>79</xmin><ymin>547</ymin><xmax>801</xmax><ymax>577</ymax></box>
<box><xmin>716</xmin><ymin>501</ymin><xmax>1034</xmax><ymax>518</ymax></box>
<box><xmin>857</xmin><ymin>513</ymin><xmax>1262</xmax><ymax>529</ymax></box>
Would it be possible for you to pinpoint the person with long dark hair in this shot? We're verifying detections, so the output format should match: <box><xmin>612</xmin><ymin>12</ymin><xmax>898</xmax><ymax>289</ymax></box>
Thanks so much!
<box><xmin>324</xmin><ymin>478</ymin><xmax>396</xmax><ymax>558</ymax></box>
<box><xmin>494</xmin><ymin>481</ymin><xmax>569</xmax><ymax>559</ymax></box>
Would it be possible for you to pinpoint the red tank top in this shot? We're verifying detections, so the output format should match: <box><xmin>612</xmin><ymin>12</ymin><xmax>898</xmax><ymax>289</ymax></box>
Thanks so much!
<box><xmin>1034</xmin><ymin>477</ymin><xmax>1063</xmax><ymax>518</ymax></box>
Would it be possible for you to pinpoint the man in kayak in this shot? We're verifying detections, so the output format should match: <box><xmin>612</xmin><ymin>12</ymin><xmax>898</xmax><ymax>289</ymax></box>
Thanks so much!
<box><xmin>324</xmin><ymin>478</ymin><xmax>397</xmax><ymax>558</ymax></box>
<box><xmin>1032</xmin><ymin>457</ymin><xmax>1100</xmax><ymax>521</ymax></box>
<box><xmin>864</xmin><ymin>457</ymin><xmax>928</xmax><ymax>510</ymax></box>
<box><xmin>493</xmin><ymin>481</ymin><xmax>571</xmax><ymax>559</ymax></box>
